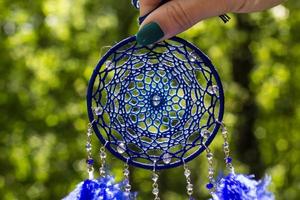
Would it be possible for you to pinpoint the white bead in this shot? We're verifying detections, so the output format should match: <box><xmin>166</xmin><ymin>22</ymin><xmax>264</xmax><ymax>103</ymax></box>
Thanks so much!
<box><xmin>212</xmin><ymin>85</ymin><xmax>219</xmax><ymax>93</ymax></box>
<box><xmin>152</xmin><ymin>188</ymin><xmax>159</xmax><ymax>195</ymax></box>
<box><xmin>100</xmin><ymin>151</ymin><xmax>106</xmax><ymax>159</ymax></box>
<box><xmin>117</xmin><ymin>142</ymin><xmax>126</xmax><ymax>154</ymax></box>
<box><xmin>125</xmin><ymin>184</ymin><xmax>131</xmax><ymax>191</ymax></box>
<box><xmin>207</xmin><ymin>152</ymin><xmax>213</xmax><ymax>160</ymax></box>
<box><xmin>189</xmin><ymin>52</ymin><xmax>197</xmax><ymax>62</ymax></box>
<box><xmin>162</xmin><ymin>153</ymin><xmax>171</xmax><ymax>164</ymax></box>
<box><xmin>187</xmin><ymin>183</ymin><xmax>193</xmax><ymax>195</ymax></box>
<box><xmin>124</xmin><ymin>169</ymin><xmax>130</xmax><ymax>176</ymax></box>
<box><xmin>88</xmin><ymin>170</ymin><xmax>94</xmax><ymax>180</ymax></box>
<box><xmin>94</xmin><ymin>107</ymin><xmax>103</xmax><ymax>116</ymax></box>
<box><xmin>201</xmin><ymin>129</ymin><xmax>210</xmax><ymax>138</ymax></box>
<box><xmin>223</xmin><ymin>142</ymin><xmax>229</xmax><ymax>148</ymax></box>
<box><xmin>207</xmin><ymin>85</ymin><xmax>218</xmax><ymax>94</ymax></box>
<box><xmin>222</xmin><ymin>128</ymin><xmax>228</xmax><ymax>135</ymax></box>
<box><xmin>85</xmin><ymin>143</ymin><xmax>92</xmax><ymax>151</ymax></box>
<box><xmin>152</xmin><ymin>173</ymin><xmax>159</xmax><ymax>182</ymax></box>
<box><xmin>184</xmin><ymin>169</ymin><xmax>191</xmax><ymax>177</ymax></box>
<box><xmin>87</xmin><ymin>128</ymin><xmax>92</xmax><ymax>136</ymax></box>
<box><xmin>99</xmin><ymin>167</ymin><xmax>105</xmax><ymax>175</ymax></box>
<box><xmin>105</xmin><ymin>60</ymin><xmax>113</xmax><ymax>70</ymax></box>
<box><xmin>152</xmin><ymin>95</ymin><xmax>161</xmax><ymax>107</ymax></box>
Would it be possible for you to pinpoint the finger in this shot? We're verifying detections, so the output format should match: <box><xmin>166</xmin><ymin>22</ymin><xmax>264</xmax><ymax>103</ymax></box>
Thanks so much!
<box><xmin>139</xmin><ymin>0</ymin><xmax>161</xmax><ymax>16</ymax></box>
<box><xmin>230</xmin><ymin>0</ymin><xmax>284</xmax><ymax>13</ymax></box>
<box><xmin>136</xmin><ymin>0</ymin><xmax>230</xmax><ymax>45</ymax></box>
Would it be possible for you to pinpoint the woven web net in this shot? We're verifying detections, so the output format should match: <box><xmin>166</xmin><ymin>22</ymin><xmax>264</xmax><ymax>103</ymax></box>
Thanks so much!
<box><xmin>87</xmin><ymin>36</ymin><xmax>224</xmax><ymax>170</ymax></box>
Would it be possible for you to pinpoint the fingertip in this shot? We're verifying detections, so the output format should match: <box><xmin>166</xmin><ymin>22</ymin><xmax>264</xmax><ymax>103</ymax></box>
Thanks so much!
<box><xmin>139</xmin><ymin>0</ymin><xmax>231</xmax><ymax>43</ymax></box>
<box><xmin>139</xmin><ymin>1</ymin><xmax>190</xmax><ymax>44</ymax></box>
<box><xmin>136</xmin><ymin>22</ymin><xmax>165</xmax><ymax>46</ymax></box>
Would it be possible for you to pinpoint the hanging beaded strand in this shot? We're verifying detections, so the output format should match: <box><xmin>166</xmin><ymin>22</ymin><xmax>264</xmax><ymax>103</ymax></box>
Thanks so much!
<box><xmin>205</xmin><ymin>147</ymin><xmax>215</xmax><ymax>193</ymax></box>
<box><xmin>123</xmin><ymin>160</ymin><xmax>132</xmax><ymax>196</ymax></box>
<box><xmin>183</xmin><ymin>163</ymin><xmax>194</xmax><ymax>200</ymax></box>
<box><xmin>99</xmin><ymin>144</ymin><xmax>107</xmax><ymax>177</ymax></box>
<box><xmin>152</xmin><ymin>161</ymin><xmax>160</xmax><ymax>200</ymax></box>
<box><xmin>86</xmin><ymin>121</ymin><xmax>95</xmax><ymax>180</ymax></box>
<box><xmin>217</xmin><ymin>121</ymin><xmax>235</xmax><ymax>174</ymax></box>
<box><xmin>201</xmin><ymin>129</ymin><xmax>216</xmax><ymax>193</ymax></box>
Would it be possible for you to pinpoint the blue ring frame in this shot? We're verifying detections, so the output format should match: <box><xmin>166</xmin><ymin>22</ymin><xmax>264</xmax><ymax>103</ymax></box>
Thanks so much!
<box><xmin>86</xmin><ymin>36</ymin><xmax>224</xmax><ymax>170</ymax></box>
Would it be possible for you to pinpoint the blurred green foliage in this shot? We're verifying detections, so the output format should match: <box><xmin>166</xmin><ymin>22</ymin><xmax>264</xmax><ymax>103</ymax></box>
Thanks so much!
<box><xmin>0</xmin><ymin>0</ymin><xmax>299</xmax><ymax>199</ymax></box>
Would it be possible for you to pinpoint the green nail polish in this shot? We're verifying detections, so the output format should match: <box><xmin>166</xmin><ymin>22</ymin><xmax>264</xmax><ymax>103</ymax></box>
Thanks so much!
<box><xmin>136</xmin><ymin>22</ymin><xmax>164</xmax><ymax>46</ymax></box>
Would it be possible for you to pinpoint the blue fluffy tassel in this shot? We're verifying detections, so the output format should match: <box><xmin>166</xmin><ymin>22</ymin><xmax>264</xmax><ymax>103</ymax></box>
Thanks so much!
<box><xmin>212</xmin><ymin>173</ymin><xmax>274</xmax><ymax>200</ymax></box>
<box><xmin>63</xmin><ymin>175</ymin><xmax>137</xmax><ymax>200</ymax></box>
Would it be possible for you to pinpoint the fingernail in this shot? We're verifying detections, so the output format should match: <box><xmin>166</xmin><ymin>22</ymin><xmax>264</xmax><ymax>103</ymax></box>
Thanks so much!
<box><xmin>136</xmin><ymin>22</ymin><xmax>164</xmax><ymax>46</ymax></box>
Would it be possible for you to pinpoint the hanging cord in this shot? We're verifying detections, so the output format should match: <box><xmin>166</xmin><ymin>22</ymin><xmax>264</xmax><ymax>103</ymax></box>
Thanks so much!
<box><xmin>183</xmin><ymin>161</ymin><xmax>194</xmax><ymax>200</ymax></box>
<box><xmin>99</xmin><ymin>146</ymin><xmax>107</xmax><ymax>177</ymax></box>
<box><xmin>86</xmin><ymin>120</ymin><xmax>96</xmax><ymax>180</ymax></box>
<box><xmin>217</xmin><ymin>120</ymin><xmax>235</xmax><ymax>174</ymax></box>
<box><xmin>204</xmin><ymin>145</ymin><xmax>216</xmax><ymax>193</ymax></box>
<box><xmin>152</xmin><ymin>161</ymin><xmax>160</xmax><ymax>200</ymax></box>
<box><xmin>124</xmin><ymin>159</ymin><xmax>132</xmax><ymax>195</ymax></box>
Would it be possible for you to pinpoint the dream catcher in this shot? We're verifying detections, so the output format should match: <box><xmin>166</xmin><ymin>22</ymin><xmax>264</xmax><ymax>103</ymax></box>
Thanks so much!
<box><xmin>64</xmin><ymin>0</ymin><xmax>274</xmax><ymax>199</ymax></box>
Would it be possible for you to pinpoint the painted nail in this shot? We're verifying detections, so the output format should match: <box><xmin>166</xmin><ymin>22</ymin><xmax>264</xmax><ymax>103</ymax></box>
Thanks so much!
<box><xmin>136</xmin><ymin>22</ymin><xmax>164</xmax><ymax>46</ymax></box>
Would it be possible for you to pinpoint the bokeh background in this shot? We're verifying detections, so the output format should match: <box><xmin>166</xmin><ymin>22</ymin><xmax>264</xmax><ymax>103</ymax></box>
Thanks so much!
<box><xmin>0</xmin><ymin>0</ymin><xmax>299</xmax><ymax>199</ymax></box>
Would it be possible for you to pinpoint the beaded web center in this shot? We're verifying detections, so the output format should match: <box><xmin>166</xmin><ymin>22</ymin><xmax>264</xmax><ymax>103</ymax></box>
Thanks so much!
<box><xmin>87</xmin><ymin>36</ymin><xmax>224</xmax><ymax>170</ymax></box>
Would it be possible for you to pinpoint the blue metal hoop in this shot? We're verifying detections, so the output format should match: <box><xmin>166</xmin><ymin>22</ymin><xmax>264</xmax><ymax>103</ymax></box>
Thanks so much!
<box><xmin>131</xmin><ymin>0</ymin><xmax>140</xmax><ymax>9</ymax></box>
<box><xmin>87</xmin><ymin>36</ymin><xmax>224</xmax><ymax>170</ymax></box>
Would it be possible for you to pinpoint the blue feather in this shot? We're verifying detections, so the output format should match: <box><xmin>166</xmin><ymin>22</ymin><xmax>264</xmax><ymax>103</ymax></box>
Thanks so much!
<box><xmin>63</xmin><ymin>175</ymin><xmax>137</xmax><ymax>200</ymax></box>
<box><xmin>212</xmin><ymin>173</ymin><xmax>274</xmax><ymax>200</ymax></box>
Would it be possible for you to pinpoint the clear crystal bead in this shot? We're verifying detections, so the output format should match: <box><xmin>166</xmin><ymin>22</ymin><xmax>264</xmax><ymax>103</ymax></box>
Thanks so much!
<box><xmin>186</xmin><ymin>183</ymin><xmax>193</xmax><ymax>190</ymax></box>
<box><xmin>152</xmin><ymin>173</ymin><xmax>159</xmax><ymax>182</ymax></box>
<box><xmin>105</xmin><ymin>60</ymin><xmax>113</xmax><ymax>70</ymax></box>
<box><xmin>100</xmin><ymin>151</ymin><xmax>106</xmax><ymax>159</ymax></box>
<box><xmin>222</xmin><ymin>128</ymin><xmax>228</xmax><ymax>135</ymax></box>
<box><xmin>201</xmin><ymin>129</ymin><xmax>210</xmax><ymax>138</ymax></box>
<box><xmin>99</xmin><ymin>168</ymin><xmax>105</xmax><ymax>176</ymax></box>
<box><xmin>124</xmin><ymin>169</ymin><xmax>130</xmax><ymax>176</ymax></box>
<box><xmin>125</xmin><ymin>184</ymin><xmax>131</xmax><ymax>191</ymax></box>
<box><xmin>207</xmin><ymin>85</ymin><xmax>219</xmax><ymax>94</ymax></box>
<box><xmin>152</xmin><ymin>95</ymin><xmax>161</xmax><ymax>107</ymax></box>
<box><xmin>223</xmin><ymin>142</ymin><xmax>229</xmax><ymax>148</ymax></box>
<box><xmin>162</xmin><ymin>153</ymin><xmax>171</xmax><ymax>164</ymax></box>
<box><xmin>189</xmin><ymin>52</ymin><xmax>197</xmax><ymax>62</ymax></box>
<box><xmin>88</xmin><ymin>169</ymin><xmax>94</xmax><ymax>180</ymax></box>
<box><xmin>184</xmin><ymin>169</ymin><xmax>191</xmax><ymax>177</ymax></box>
<box><xmin>207</xmin><ymin>152</ymin><xmax>213</xmax><ymax>160</ymax></box>
<box><xmin>207</xmin><ymin>86</ymin><xmax>213</xmax><ymax>94</ymax></box>
<box><xmin>117</xmin><ymin>142</ymin><xmax>126</xmax><ymax>154</ymax></box>
<box><xmin>87</xmin><ymin>128</ymin><xmax>92</xmax><ymax>136</ymax></box>
<box><xmin>187</xmin><ymin>183</ymin><xmax>193</xmax><ymax>194</ymax></box>
<box><xmin>152</xmin><ymin>188</ymin><xmax>159</xmax><ymax>195</ymax></box>
<box><xmin>212</xmin><ymin>85</ymin><xmax>219</xmax><ymax>93</ymax></box>
<box><xmin>85</xmin><ymin>143</ymin><xmax>92</xmax><ymax>151</ymax></box>
<box><xmin>94</xmin><ymin>107</ymin><xmax>103</xmax><ymax>116</ymax></box>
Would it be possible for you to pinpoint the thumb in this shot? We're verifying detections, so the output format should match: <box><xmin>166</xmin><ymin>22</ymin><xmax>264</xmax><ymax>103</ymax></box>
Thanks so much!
<box><xmin>136</xmin><ymin>0</ymin><xmax>229</xmax><ymax>46</ymax></box>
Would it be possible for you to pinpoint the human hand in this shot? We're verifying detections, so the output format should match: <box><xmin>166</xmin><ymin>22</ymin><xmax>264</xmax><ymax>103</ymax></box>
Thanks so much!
<box><xmin>136</xmin><ymin>0</ymin><xmax>284</xmax><ymax>45</ymax></box>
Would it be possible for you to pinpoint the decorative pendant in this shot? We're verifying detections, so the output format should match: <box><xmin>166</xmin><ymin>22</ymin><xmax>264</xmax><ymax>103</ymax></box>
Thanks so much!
<box><xmin>64</xmin><ymin>0</ymin><xmax>274</xmax><ymax>199</ymax></box>
<box><xmin>87</xmin><ymin>36</ymin><xmax>224</xmax><ymax>171</ymax></box>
